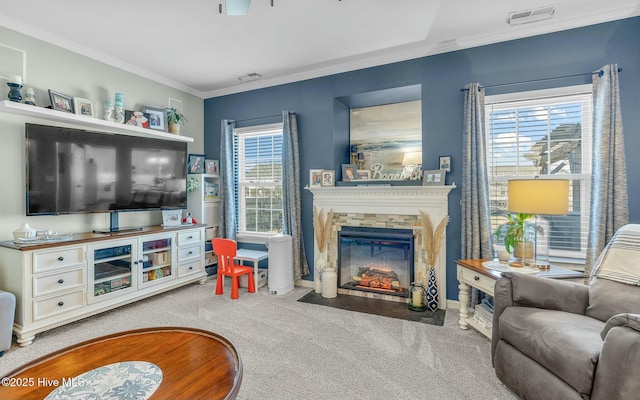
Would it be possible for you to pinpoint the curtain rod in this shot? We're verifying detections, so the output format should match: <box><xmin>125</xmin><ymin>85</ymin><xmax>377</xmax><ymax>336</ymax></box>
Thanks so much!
<box><xmin>226</xmin><ymin>112</ymin><xmax>295</xmax><ymax>124</ymax></box>
<box><xmin>459</xmin><ymin>67</ymin><xmax>623</xmax><ymax>92</ymax></box>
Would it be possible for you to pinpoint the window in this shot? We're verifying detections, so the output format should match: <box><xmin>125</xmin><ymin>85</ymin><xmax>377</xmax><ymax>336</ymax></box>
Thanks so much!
<box><xmin>486</xmin><ymin>85</ymin><xmax>592</xmax><ymax>262</ymax></box>
<box><xmin>234</xmin><ymin>123</ymin><xmax>283</xmax><ymax>236</ymax></box>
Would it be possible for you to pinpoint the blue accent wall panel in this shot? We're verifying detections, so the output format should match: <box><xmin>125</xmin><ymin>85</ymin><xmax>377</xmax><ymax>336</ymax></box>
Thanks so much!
<box><xmin>204</xmin><ymin>17</ymin><xmax>640</xmax><ymax>300</ymax></box>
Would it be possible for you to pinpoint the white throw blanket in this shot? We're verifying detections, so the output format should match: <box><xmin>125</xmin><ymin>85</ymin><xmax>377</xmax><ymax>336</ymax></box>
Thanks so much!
<box><xmin>591</xmin><ymin>224</ymin><xmax>640</xmax><ymax>286</ymax></box>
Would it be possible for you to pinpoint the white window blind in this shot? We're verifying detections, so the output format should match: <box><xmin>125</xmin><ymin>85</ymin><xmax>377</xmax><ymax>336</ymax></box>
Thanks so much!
<box><xmin>486</xmin><ymin>85</ymin><xmax>592</xmax><ymax>262</ymax></box>
<box><xmin>234</xmin><ymin>123</ymin><xmax>283</xmax><ymax>235</ymax></box>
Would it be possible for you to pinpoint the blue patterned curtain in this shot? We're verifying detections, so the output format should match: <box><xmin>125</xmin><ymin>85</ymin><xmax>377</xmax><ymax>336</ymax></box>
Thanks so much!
<box><xmin>586</xmin><ymin>64</ymin><xmax>629</xmax><ymax>277</ymax></box>
<box><xmin>461</xmin><ymin>83</ymin><xmax>492</xmax><ymax>260</ymax></box>
<box><xmin>282</xmin><ymin>111</ymin><xmax>309</xmax><ymax>280</ymax></box>
<box><xmin>462</xmin><ymin>83</ymin><xmax>492</xmax><ymax>308</ymax></box>
<box><xmin>219</xmin><ymin>119</ymin><xmax>237</xmax><ymax>240</ymax></box>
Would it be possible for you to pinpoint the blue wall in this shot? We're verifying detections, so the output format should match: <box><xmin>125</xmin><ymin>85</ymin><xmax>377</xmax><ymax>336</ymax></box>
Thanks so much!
<box><xmin>204</xmin><ymin>17</ymin><xmax>640</xmax><ymax>300</ymax></box>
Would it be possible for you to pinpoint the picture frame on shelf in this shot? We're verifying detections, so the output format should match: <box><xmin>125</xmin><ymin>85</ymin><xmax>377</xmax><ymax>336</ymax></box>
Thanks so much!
<box><xmin>187</xmin><ymin>154</ymin><xmax>206</xmax><ymax>174</ymax></box>
<box><xmin>341</xmin><ymin>163</ymin><xmax>357</xmax><ymax>181</ymax></box>
<box><xmin>141</xmin><ymin>105</ymin><xmax>168</xmax><ymax>132</ymax></box>
<box><xmin>124</xmin><ymin>110</ymin><xmax>150</xmax><ymax>128</ymax></box>
<box><xmin>439</xmin><ymin>155</ymin><xmax>451</xmax><ymax>172</ymax></box>
<box><xmin>161</xmin><ymin>209</ymin><xmax>182</xmax><ymax>227</ymax></box>
<box><xmin>321</xmin><ymin>170</ymin><xmax>335</xmax><ymax>187</ymax></box>
<box><xmin>205</xmin><ymin>159</ymin><xmax>219</xmax><ymax>175</ymax></box>
<box><xmin>357</xmin><ymin>169</ymin><xmax>371</xmax><ymax>180</ymax></box>
<box><xmin>48</xmin><ymin>90</ymin><xmax>74</xmax><ymax>113</ymax></box>
<box><xmin>309</xmin><ymin>169</ymin><xmax>323</xmax><ymax>187</ymax></box>
<box><xmin>422</xmin><ymin>169</ymin><xmax>446</xmax><ymax>186</ymax></box>
<box><xmin>204</xmin><ymin>180</ymin><xmax>219</xmax><ymax>201</ymax></box>
<box><xmin>73</xmin><ymin>97</ymin><xmax>95</xmax><ymax>117</ymax></box>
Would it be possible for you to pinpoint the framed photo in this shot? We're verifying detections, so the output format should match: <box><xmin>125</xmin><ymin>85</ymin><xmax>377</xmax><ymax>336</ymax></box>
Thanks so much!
<box><xmin>48</xmin><ymin>90</ymin><xmax>74</xmax><ymax>113</ymax></box>
<box><xmin>125</xmin><ymin>110</ymin><xmax>150</xmax><ymax>128</ymax></box>
<box><xmin>161</xmin><ymin>209</ymin><xmax>182</xmax><ymax>227</ymax></box>
<box><xmin>309</xmin><ymin>169</ymin><xmax>323</xmax><ymax>187</ymax></box>
<box><xmin>341</xmin><ymin>163</ymin><xmax>357</xmax><ymax>181</ymax></box>
<box><xmin>205</xmin><ymin>159</ymin><xmax>219</xmax><ymax>175</ymax></box>
<box><xmin>141</xmin><ymin>106</ymin><xmax>168</xmax><ymax>132</ymax></box>
<box><xmin>357</xmin><ymin>169</ymin><xmax>371</xmax><ymax>180</ymax></box>
<box><xmin>73</xmin><ymin>97</ymin><xmax>95</xmax><ymax>117</ymax></box>
<box><xmin>439</xmin><ymin>155</ymin><xmax>451</xmax><ymax>172</ymax></box>
<box><xmin>321</xmin><ymin>170</ymin><xmax>335</xmax><ymax>187</ymax></box>
<box><xmin>423</xmin><ymin>169</ymin><xmax>446</xmax><ymax>186</ymax></box>
<box><xmin>187</xmin><ymin>154</ymin><xmax>206</xmax><ymax>174</ymax></box>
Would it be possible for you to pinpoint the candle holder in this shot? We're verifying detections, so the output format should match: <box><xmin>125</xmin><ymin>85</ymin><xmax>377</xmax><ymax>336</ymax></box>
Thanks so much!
<box><xmin>408</xmin><ymin>282</ymin><xmax>428</xmax><ymax>311</ymax></box>
<box><xmin>7</xmin><ymin>82</ymin><xmax>23</xmax><ymax>102</ymax></box>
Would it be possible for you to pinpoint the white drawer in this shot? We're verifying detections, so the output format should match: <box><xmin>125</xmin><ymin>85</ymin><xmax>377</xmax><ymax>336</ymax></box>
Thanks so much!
<box><xmin>33</xmin><ymin>247</ymin><xmax>84</xmax><ymax>273</ymax></box>
<box><xmin>178</xmin><ymin>229</ymin><xmax>202</xmax><ymax>246</ymax></box>
<box><xmin>459</xmin><ymin>267</ymin><xmax>496</xmax><ymax>295</ymax></box>
<box><xmin>178</xmin><ymin>244</ymin><xmax>202</xmax><ymax>262</ymax></box>
<box><xmin>33</xmin><ymin>290</ymin><xmax>85</xmax><ymax>321</ymax></box>
<box><xmin>178</xmin><ymin>260</ymin><xmax>203</xmax><ymax>278</ymax></box>
<box><xmin>33</xmin><ymin>267</ymin><xmax>84</xmax><ymax>297</ymax></box>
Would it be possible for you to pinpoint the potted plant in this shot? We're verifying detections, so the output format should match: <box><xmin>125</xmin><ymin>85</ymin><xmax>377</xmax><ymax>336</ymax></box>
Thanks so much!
<box><xmin>166</xmin><ymin>107</ymin><xmax>187</xmax><ymax>134</ymax></box>
<box><xmin>494</xmin><ymin>213</ymin><xmax>534</xmax><ymax>261</ymax></box>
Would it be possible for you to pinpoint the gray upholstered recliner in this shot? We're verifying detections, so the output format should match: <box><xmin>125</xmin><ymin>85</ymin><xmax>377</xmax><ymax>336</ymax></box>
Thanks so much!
<box><xmin>0</xmin><ymin>290</ymin><xmax>16</xmax><ymax>356</ymax></box>
<box><xmin>492</xmin><ymin>224</ymin><xmax>640</xmax><ymax>400</ymax></box>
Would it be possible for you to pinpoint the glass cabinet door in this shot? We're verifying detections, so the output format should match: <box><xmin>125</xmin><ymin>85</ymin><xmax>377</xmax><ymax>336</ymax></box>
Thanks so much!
<box><xmin>88</xmin><ymin>240</ymin><xmax>135</xmax><ymax>303</ymax></box>
<box><xmin>139</xmin><ymin>234</ymin><xmax>176</xmax><ymax>288</ymax></box>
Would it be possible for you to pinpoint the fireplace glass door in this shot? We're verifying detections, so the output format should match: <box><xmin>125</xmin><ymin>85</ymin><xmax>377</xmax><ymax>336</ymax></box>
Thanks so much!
<box><xmin>338</xmin><ymin>226</ymin><xmax>414</xmax><ymax>297</ymax></box>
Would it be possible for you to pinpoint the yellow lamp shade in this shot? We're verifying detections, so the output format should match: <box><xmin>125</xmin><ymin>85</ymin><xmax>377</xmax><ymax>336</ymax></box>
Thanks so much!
<box><xmin>508</xmin><ymin>179</ymin><xmax>569</xmax><ymax>215</ymax></box>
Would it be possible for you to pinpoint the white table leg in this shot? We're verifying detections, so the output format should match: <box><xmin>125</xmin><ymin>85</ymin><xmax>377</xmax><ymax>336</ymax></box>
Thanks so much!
<box><xmin>459</xmin><ymin>281</ymin><xmax>470</xmax><ymax>330</ymax></box>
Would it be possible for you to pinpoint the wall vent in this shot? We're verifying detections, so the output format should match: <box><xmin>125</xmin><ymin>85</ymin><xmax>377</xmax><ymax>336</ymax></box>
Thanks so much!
<box><xmin>507</xmin><ymin>6</ymin><xmax>555</xmax><ymax>25</ymax></box>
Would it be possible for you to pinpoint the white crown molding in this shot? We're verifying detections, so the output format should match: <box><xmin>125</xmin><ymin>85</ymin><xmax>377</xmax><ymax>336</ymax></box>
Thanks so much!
<box><xmin>0</xmin><ymin>16</ymin><xmax>206</xmax><ymax>99</ymax></box>
<box><xmin>1</xmin><ymin>6</ymin><xmax>638</xmax><ymax>100</ymax></box>
<box><xmin>204</xmin><ymin>7</ymin><xmax>640</xmax><ymax>98</ymax></box>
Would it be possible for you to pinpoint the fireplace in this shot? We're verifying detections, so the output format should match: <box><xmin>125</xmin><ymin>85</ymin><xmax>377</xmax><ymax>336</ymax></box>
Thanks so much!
<box><xmin>338</xmin><ymin>226</ymin><xmax>414</xmax><ymax>298</ymax></box>
<box><xmin>306</xmin><ymin>185</ymin><xmax>454</xmax><ymax>309</ymax></box>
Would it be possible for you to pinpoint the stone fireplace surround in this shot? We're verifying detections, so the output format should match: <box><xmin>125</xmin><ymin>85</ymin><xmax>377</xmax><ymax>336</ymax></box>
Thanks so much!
<box><xmin>307</xmin><ymin>185</ymin><xmax>455</xmax><ymax>310</ymax></box>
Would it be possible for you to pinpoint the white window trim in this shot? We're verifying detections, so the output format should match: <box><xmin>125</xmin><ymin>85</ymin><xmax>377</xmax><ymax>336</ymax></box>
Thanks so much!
<box><xmin>486</xmin><ymin>84</ymin><xmax>593</xmax><ymax>263</ymax></box>
<box><xmin>234</xmin><ymin>122</ymin><xmax>284</xmax><ymax>238</ymax></box>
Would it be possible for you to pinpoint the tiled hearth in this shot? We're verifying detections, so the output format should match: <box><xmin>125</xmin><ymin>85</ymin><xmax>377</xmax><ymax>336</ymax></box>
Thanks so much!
<box><xmin>306</xmin><ymin>185</ymin><xmax>455</xmax><ymax>309</ymax></box>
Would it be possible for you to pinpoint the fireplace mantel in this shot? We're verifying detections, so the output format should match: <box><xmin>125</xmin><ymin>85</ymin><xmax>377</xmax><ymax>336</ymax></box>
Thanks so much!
<box><xmin>306</xmin><ymin>184</ymin><xmax>456</xmax><ymax>309</ymax></box>
<box><xmin>306</xmin><ymin>185</ymin><xmax>455</xmax><ymax>215</ymax></box>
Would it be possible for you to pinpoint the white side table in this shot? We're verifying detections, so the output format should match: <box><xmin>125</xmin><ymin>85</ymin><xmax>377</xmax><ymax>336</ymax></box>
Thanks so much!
<box><xmin>235</xmin><ymin>249</ymin><xmax>269</xmax><ymax>288</ymax></box>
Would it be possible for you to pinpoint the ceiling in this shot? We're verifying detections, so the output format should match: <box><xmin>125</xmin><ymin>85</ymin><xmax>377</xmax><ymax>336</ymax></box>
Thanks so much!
<box><xmin>1</xmin><ymin>0</ymin><xmax>638</xmax><ymax>98</ymax></box>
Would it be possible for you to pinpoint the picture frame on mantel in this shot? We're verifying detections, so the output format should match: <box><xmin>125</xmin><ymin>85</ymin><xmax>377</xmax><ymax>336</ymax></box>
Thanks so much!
<box><xmin>423</xmin><ymin>169</ymin><xmax>446</xmax><ymax>186</ymax></box>
<box><xmin>321</xmin><ymin>170</ymin><xmax>335</xmax><ymax>187</ymax></box>
<box><xmin>439</xmin><ymin>155</ymin><xmax>451</xmax><ymax>172</ymax></box>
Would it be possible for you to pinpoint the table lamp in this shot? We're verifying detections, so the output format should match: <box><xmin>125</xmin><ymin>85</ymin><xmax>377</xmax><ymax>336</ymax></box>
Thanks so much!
<box><xmin>507</xmin><ymin>178</ymin><xmax>569</xmax><ymax>269</ymax></box>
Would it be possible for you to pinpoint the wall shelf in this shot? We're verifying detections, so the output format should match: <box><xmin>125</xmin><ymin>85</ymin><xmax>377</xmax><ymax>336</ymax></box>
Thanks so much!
<box><xmin>0</xmin><ymin>100</ymin><xmax>193</xmax><ymax>143</ymax></box>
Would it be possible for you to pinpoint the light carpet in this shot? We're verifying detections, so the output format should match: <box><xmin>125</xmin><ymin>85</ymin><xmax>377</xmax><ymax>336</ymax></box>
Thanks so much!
<box><xmin>0</xmin><ymin>278</ymin><xmax>517</xmax><ymax>400</ymax></box>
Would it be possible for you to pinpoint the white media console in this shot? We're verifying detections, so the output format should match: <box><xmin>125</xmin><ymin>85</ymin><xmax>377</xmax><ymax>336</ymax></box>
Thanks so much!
<box><xmin>0</xmin><ymin>225</ymin><xmax>206</xmax><ymax>346</ymax></box>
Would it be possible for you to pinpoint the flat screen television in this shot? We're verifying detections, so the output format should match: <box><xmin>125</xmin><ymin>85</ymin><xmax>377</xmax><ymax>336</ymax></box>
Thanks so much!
<box><xmin>26</xmin><ymin>123</ymin><xmax>187</xmax><ymax>217</ymax></box>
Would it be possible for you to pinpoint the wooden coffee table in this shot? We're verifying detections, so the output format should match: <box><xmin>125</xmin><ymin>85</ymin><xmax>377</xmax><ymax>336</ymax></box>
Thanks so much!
<box><xmin>0</xmin><ymin>327</ymin><xmax>242</xmax><ymax>399</ymax></box>
<box><xmin>457</xmin><ymin>259</ymin><xmax>584</xmax><ymax>338</ymax></box>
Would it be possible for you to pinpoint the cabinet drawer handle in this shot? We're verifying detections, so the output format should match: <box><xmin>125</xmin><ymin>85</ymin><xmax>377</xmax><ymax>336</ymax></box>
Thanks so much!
<box><xmin>58</xmin><ymin>256</ymin><xmax>64</xmax><ymax>261</ymax></box>
<box><xmin>188</xmin><ymin>266</ymin><xmax>193</xmax><ymax>270</ymax></box>
<box><xmin>57</xmin><ymin>301</ymin><xmax>64</xmax><ymax>307</ymax></box>
<box><xmin>187</xmin><ymin>251</ymin><xmax>193</xmax><ymax>255</ymax></box>
<box><xmin>57</xmin><ymin>279</ymin><xmax>64</xmax><ymax>284</ymax></box>
<box><xmin>474</xmin><ymin>276</ymin><xmax>480</xmax><ymax>281</ymax></box>
<box><xmin>187</xmin><ymin>236</ymin><xmax>193</xmax><ymax>239</ymax></box>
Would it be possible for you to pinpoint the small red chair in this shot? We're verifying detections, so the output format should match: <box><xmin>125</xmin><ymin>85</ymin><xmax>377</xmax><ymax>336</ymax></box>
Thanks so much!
<box><xmin>212</xmin><ymin>238</ymin><xmax>255</xmax><ymax>299</ymax></box>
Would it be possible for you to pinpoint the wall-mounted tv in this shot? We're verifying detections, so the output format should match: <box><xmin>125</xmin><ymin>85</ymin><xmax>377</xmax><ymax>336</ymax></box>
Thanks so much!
<box><xmin>26</xmin><ymin>123</ymin><xmax>187</xmax><ymax>216</ymax></box>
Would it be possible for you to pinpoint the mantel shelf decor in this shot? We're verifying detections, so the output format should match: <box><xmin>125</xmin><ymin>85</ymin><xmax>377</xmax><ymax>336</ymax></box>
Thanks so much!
<box><xmin>0</xmin><ymin>100</ymin><xmax>193</xmax><ymax>143</ymax></box>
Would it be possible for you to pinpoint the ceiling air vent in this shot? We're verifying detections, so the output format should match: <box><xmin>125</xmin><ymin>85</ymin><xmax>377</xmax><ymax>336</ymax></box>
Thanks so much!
<box><xmin>238</xmin><ymin>73</ymin><xmax>262</xmax><ymax>82</ymax></box>
<box><xmin>507</xmin><ymin>6</ymin><xmax>555</xmax><ymax>25</ymax></box>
